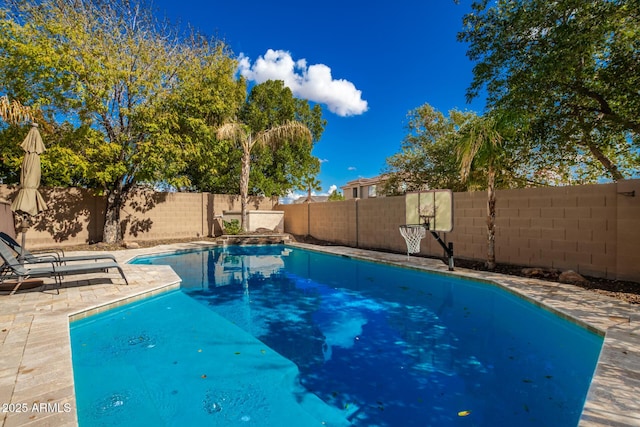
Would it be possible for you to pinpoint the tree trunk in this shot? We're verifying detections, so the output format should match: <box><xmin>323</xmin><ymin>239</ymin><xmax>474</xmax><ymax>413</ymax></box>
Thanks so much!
<box><xmin>239</xmin><ymin>147</ymin><xmax>251</xmax><ymax>232</ymax></box>
<box><xmin>103</xmin><ymin>189</ymin><xmax>124</xmax><ymax>244</ymax></box>
<box><xmin>584</xmin><ymin>140</ymin><xmax>625</xmax><ymax>181</ymax></box>
<box><xmin>486</xmin><ymin>168</ymin><xmax>497</xmax><ymax>270</ymax></box>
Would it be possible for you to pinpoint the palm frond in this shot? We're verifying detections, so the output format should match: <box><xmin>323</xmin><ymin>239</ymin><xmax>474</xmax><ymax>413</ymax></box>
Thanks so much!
<box><xmin>0</xmin><ymin>95</ymin><xmax>33</xmax><ymax>125</ymax></box>
<box><xmin>216</xmin><ymin>122</ymin><xmax>248</xmax><ymax>142</ymax></box>
<box><xmin>255</xmin><ymin>121</ymin><xmax>312</xmax><ymax>148</ymax></box>
<box><xmin>456</xmin><ymin>115</ymin><xmax>503</xmax><ymax>182</ymax></box>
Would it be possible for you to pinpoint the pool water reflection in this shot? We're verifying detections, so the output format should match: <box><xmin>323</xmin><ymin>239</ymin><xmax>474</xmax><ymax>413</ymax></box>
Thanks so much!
<box><xmin>126</xmin><ymin>245</ymin><xmax>603</xmax><ymax>426</ymax></box>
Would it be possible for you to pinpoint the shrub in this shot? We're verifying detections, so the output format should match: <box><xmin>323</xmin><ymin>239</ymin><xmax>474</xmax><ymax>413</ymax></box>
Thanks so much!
<box><xmin>223</xmin><ymin>219</ymin><xmax>241</xmax><ymax>235</ymax></box>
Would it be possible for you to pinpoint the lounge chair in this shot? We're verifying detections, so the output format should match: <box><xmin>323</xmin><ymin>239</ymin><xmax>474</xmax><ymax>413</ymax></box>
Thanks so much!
<box><xmin>0</xmin><ymin>241</ymin><xmax>128</xmax><ymax>293</ymax></box>
<box><xmin>0</xmin><ymin>232</ymin><xmax>116</xmax><ymax>264</ymax></box>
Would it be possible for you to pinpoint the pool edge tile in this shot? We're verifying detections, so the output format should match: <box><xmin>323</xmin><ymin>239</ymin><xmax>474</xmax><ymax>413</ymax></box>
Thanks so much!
<box><xmin>68</xmin><ymin>281</ymin><xmax>181</xmax><ymax>323</ymax></box>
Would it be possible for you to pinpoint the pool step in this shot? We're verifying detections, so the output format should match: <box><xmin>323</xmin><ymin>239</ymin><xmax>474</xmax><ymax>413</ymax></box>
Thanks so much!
<box><xmin>219</xmin><ymin>234</ymin><xmax>291</xmax><ymax>245</ymax></box>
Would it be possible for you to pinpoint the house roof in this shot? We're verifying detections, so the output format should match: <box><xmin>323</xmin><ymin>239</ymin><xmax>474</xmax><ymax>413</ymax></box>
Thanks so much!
<box><xmin>293</xmin><ymin>195</ymin><xmax>330</xmax><ymax>204</ymax></box>
<box><xmin>341</xmin><ymin>174</ymin><xmax>388</xmax><ymax>190</ymax></box>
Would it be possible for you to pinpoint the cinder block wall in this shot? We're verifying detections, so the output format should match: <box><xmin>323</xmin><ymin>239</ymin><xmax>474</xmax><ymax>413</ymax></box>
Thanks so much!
<box><xmin>0</xmin><ymin>186</ymin><xmax>106</xmax><ymax>247</ymax></box>
<box><xmin>121</xmin><ymin>191</ymin><xmax>209</xmax><ymax>240</ymax></box>
<box><xmin>309</xmin><ymin>200</ymin><xmax>357</xmax><ymax>246</ymax></box>
<box><xmin>357</xmin><ymin>196</ymin><xmax>406</xmax><ymax>251</ymax></box>
<box><xmin>279</xmin><ymin>204</ymin><xmax>308</xmax><ymax>236</ymax></box>
<box><xmin>211</xmin><ymin>194</ymin><xmax>275</xmax><ymax>216</ymax></box>
<box><xmin>1</xmin><ymin>179</ymin><xmax>637</xmax><ymax>282</ymax></box>
<box><xmin>615</xmin><ymin>180</ymin><xmax>640</xmax><ymax>282</ymax></box>
<box><xmin>490</xmin><ymin>184</ymin><xmax>619</xmax><ymax>278</ymax></box>
<box><xmin>0</xmin><ymin>186</ymin><xmax>275</xmax><ymax>247</ymax></box>
<box><xmin>281</xmin><ymin>180</ymin><xmax>639</xmax><ymax>282</ymax></box>
<box><xmin>436</xmin><ymin>191</ymin><xmax>486</xmax><ymax>260</ymax></box>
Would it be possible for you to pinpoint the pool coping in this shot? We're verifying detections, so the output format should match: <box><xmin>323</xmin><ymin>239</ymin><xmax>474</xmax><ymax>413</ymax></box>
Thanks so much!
<box><xmin>0</xmin><ymin>241</ymin><xmax>638</xmax><ymax>426</ymax></box>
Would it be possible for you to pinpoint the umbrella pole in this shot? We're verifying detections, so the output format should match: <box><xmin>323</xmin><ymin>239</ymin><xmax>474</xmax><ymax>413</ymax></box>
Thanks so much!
<box><xmin>16</xmin><ymin>214</ymin><xmax>29</xmax><ymax>264</ymax></box>
<box><xmin>20</xmin><ymin>227</ymin><xmax>26</xmax><ymax>264</ymax></box>
<box><xmin>17</xmin><ymin>219</ymin><xmax>26</xmax><ymax>284</ymax></box>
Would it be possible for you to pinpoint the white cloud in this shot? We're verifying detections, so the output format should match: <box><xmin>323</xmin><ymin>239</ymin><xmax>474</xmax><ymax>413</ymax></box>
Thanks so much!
<box><xmin>348</xmin><ymin>166</ymin><xmax>357</xmax><ymax>171</ymax></box>
<box><xmin>279</xmin><ymin>190</ymin><xmax>303</xmax><ymax>205</ymax></box>
<box><xmin>319</xmin><ymin>158</ymin><xmax>329</xmax><ymax>163</ymax></box>
<box><xmin>238</xmin><ymin>49</ymin><xmax>368</xmax><ymax>117</ymax></box>
<box><xmin>278</xmin><ymin>185</ymin><xmax>340</xmax><ymax>204</ymax></box>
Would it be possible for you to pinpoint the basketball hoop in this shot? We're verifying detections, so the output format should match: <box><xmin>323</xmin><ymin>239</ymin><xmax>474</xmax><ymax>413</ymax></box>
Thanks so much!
<box><xmin>405</xmin><ymin>190</ymin><xmax>455</xmax><ymax>270</ymax></box>
<box><xmin>399</xmin><ymin>224</ymin><xmax>426</xmax><ymax>259</ymax></box>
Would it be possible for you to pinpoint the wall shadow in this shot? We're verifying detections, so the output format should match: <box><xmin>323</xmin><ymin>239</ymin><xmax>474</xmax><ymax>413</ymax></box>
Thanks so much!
<box><xmin>120</xmin><ymin>187</ymin><xmax>168</xmax><ymax>238</ymax></box>
<box><xmin>31</xmin><ymin>187</ymin><xmax>96</xmax><ymax>243</ymax></box>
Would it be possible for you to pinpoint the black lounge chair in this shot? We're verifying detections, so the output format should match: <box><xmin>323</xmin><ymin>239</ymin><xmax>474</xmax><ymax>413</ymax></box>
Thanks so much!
<box><xmin>0</xmin><ymin>232</ymin><xmax>116</xmax><ymax>265</ymax></box>
<box><xmin>0</xmin><ymin>241</ymin><xmax>128</xmax><ymax>293</ymax></box>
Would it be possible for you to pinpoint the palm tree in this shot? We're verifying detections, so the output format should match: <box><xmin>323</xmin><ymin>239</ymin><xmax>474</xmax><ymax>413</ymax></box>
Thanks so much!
<box><xmin>297</xmin><ymin>157</ymin><xmax>321</xmax><ymax>203</ymax></box>
<box><xmin>300</xmin><ymin>174</ymin><xmax>322</xmax><ymax>203</ymax></box>
<box><xmin>217</xmin><ymin>120</ymin><xmax>312</xmax><ymax>231</ymax></box>
<box><xmin>0</xmin><ymin>96</ymin><xmax>33</xmax><ymax>125</ymax></box>
<box><xmin>456</xmin><ymin>114</ymin><xmax>505</xmax><ymax>270</ymax></box>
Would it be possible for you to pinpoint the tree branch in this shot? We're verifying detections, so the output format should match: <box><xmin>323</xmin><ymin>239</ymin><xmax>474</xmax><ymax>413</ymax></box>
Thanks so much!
<box><xmin>571</xmin><ymin>84</ymin><xmax>640</xmax><ymax>134</ymax></box>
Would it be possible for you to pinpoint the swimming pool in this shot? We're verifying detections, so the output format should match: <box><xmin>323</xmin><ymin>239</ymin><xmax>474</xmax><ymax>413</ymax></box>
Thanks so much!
<box><xmin>71</xmin><ymin>245</ymin><xmax>603</xmax><ymax>426</ymax></box>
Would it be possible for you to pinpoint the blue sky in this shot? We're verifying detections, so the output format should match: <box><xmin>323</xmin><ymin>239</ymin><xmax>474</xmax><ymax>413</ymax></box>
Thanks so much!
<box><xmin>153</xmin><ymin>0</ymin><xmax>486</xmax><ymax>198</ymax></box>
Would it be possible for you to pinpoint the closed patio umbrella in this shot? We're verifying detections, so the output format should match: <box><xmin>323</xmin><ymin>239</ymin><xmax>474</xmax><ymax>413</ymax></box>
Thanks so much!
<box><xmin>10</xmin><ymin>123</ymin><xmax>48</xmax><ymax>261</ymax></box>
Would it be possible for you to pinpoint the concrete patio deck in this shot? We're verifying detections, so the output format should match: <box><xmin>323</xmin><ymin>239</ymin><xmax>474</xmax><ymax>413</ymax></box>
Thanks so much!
<box><xmin>0</xmin><ymin>242</ymin><xmax>638</xmax><ymax>426</ymax></box>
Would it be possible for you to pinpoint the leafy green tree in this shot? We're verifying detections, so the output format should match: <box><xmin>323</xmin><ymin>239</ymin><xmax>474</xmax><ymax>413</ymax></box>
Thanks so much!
<box><xmin>298</xmin><ymin>158</ymin><xmax>322</xmax><ymax>202</ymax></box>
<box><xmin>161</xmin><ymin>36</ymin><xmax>246</xmax><ymax>192</ymax></box>
<box><xmin>239</xmin><ymin>80</ymin><xmax>326</xmax><ymax>198</ymax></box>
<box><xmin>216</xmin><ymin>121</ymin><xmax>313</xmax><ymax>231</ymax></box>
<box><xmin>384</xmin><ymin>104</ymin><xmax>474</xmax><ymax>194</ymax></box>
<box><xmin>328</xmin><ymin>190</ymin><xmax>345</xmax><ymax>201</ymax></box>
<box><xmin>0</xmin><ymin>0</ymin><xmax>242</xmax><ymax>243</ymax></box>
<box><xmin>294</xmin><ymin>98</ymin><xmax>326</xmax><ymax>142</ymax></box>
<box><xmin>459</xmin><ymin>0</ymin><xmax>640</xmax><ymax>181</ymax></box>
<box><xmin>386</xmin><ymin>102</ymin><xmax>550</xmax><ymax>268</ymax></box>
<box><xmin>195</xmin><ymin>81</ymin><xmax>325</xmax><ymax>196</ymax></box>
<box><xmin>0</xmin><ymin>118</ymin><xmax>103</xmax><ymax>188</ymax></box>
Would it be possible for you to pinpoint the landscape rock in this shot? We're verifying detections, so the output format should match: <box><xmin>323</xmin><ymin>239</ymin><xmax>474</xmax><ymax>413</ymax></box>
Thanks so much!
<box><xmin>559</xmin><ymin>270</ymin><xmax>590</xmax><ymax>286</ymax></box>
<box><xmin>522</xmin><ymin>267</ymin><xmax>544</xmax><ymax>278</ymax></box>
<box><xmin>122</xmin><ymin>241</ymin><xmax>140</xmax><ymax>249</ymax></box>
<box><xmin>521</xmin><ymin>267</ymin><xmax>560</xmax><ymax>279</ymax></box>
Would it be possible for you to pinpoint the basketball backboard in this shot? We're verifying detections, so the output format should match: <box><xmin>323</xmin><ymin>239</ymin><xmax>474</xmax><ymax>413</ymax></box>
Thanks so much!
<box><xmin>405</xmin><ymin>189</ymin><xmax>454</xmax><ymax>232</ymax></box>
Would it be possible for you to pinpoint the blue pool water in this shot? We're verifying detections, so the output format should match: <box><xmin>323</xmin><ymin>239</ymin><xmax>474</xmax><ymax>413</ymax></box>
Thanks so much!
<box><xmin>72</xmin><ymin>245</ymin><xmax>603</xmax><ymax>426</ymax></box>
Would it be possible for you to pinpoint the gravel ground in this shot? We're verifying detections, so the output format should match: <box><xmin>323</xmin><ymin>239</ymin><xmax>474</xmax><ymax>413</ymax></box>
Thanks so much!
<box><xmin>58</xmin><ymin>235</ymin><xmax>640</xmax><ymax>305</ymax></box>
<box><xmin>453</xmin><ymin>258</ymin><xmax>640</xmax><ymax>305</ymax></box>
